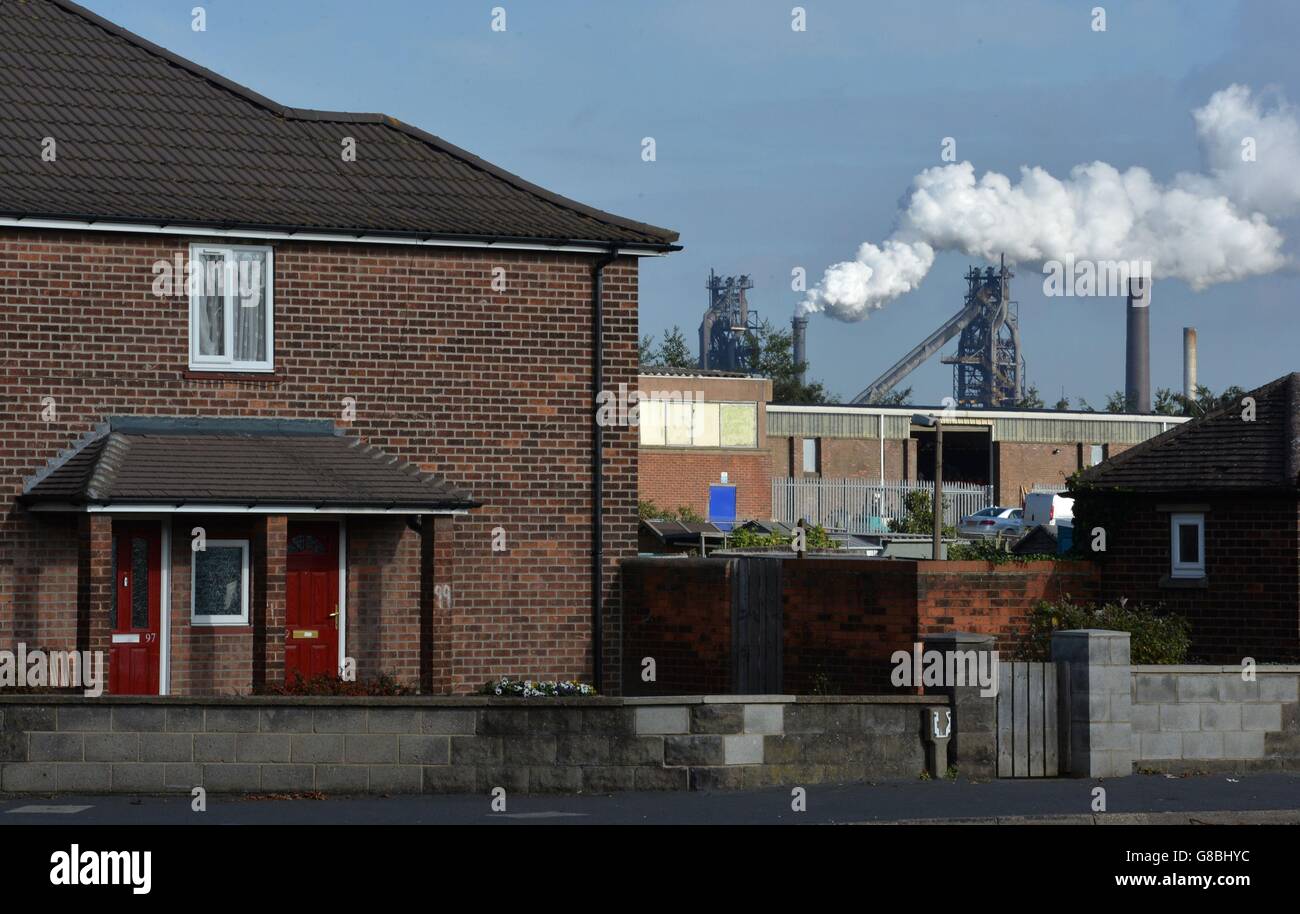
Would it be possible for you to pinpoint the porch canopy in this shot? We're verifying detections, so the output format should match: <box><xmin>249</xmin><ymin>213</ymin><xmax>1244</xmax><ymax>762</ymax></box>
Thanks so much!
<box><xmin>20</xmin><ymin>416</ymin><xmax>479</xmax><ymax>514</ymax></box>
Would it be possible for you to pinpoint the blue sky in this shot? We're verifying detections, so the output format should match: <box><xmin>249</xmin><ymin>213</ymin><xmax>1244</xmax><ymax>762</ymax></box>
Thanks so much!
<box><xmin>90</xmin><ymin>0</ymin><xmax>1299</xmax><ymax>405</ymax></box>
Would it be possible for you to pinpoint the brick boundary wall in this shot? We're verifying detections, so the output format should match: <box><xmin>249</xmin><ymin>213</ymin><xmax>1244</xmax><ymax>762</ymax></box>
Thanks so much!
<box><xmin>1130</xmin><ymin>665</ymin><xmax>1300</xmax><ymax>773</ymax></box>
<box><xmin>624</xmin><ymin>556</ymin><xmax>1100</xmax><ymax>696</ymax></box>
<box><xmin>0</xmin><ymin>694</ymin><xmax>940</xmax><ymax>794</ymax></box>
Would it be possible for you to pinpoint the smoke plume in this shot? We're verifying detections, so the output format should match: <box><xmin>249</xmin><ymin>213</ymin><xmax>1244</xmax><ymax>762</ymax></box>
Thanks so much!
<box><xmin>801</xmin><ymin>85</ymin><xmax>1298</xmax><ymax>321</ymax></box>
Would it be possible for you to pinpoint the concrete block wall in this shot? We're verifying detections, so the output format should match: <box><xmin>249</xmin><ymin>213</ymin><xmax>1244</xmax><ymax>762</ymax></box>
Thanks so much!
<box><xmin>1131</xmin><ymin>666</ymin><xmax>1300</xmax><ymax>773</ymax></box>
<box><xmin>0</xmin><ymin>694</ymin><xmax>940</xmax><ymax>795</ymax></box>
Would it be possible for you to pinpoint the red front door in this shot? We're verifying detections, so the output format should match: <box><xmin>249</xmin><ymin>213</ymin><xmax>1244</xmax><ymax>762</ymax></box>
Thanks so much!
<box><xmin>285</xmin><ymin>522</ymin><xmax>340</xmax><ymax>684</ymax></box>
<box><xmin>110</xmin><ymin>523</ymin><xmax>162</xmax><ymax>695</ymax></box>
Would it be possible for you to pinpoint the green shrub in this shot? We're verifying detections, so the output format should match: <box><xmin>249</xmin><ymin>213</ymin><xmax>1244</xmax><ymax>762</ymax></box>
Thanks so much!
<box><xmin>639</xmin><ymin>499</ymin><xmax>704</xmax><ymax>523</ymax></box>
<box><xmin>1017</xmin><ymin>598</ymin><xmax>1191</xmax><ymax>664</ymax></box>
<box><xmin>261</xmin><ymin>671</ymin><xmax>415</xmax><ymax>696</ymax></box>
<box><xmin>889</xmin><ymin>489</ymin><xmax>956</xmax><ymax>537</ymax></box>
<box><xmin>728</xmin><ymin>523</ymin><xmax>838</xmax><ymax>550</ymax></box>
<box><xmin>947</xmin><ymin>537</ymin><xmax>1058</xmax><ymax>563</ymax></box>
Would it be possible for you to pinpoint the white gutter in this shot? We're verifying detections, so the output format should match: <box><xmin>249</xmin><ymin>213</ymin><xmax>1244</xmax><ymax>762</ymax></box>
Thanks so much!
<box><xmin>26</xmin><ymin>504</ymin><xmax>471</xmax><ymax>515</ymax></box>
<box><xmin>769</xmin><ymin>403</ymin><xmax>1188</xmax><ymax>424</ymax></box>
<box><xmin>0</xmin><ymin>216</ymin><xmax>667</xmax><ymax>257</ymax></box>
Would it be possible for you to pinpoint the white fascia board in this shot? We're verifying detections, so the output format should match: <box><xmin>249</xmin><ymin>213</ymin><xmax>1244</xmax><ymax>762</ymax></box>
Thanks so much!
<box><xmin>0</xmin><ymin>217</ymin><xmax>665</xmax><ymax>257</ymax></box>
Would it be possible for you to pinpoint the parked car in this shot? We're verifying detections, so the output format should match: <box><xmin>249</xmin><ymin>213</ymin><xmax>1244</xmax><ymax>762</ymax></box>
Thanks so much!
<box><xmin>1023</xmin><ymin>493</ymin><xmax>1074</xmax><ymax>529</ymax></box>
<box><xmin>958</xmin><ymin>506</ymin><xmax>1023</xmax><ymax>539</ymax></box>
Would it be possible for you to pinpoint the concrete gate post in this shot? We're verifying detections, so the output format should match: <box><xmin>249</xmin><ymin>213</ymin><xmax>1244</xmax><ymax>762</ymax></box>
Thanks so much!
<box><xmin>922</xmin><ymin>631</ymin><xmax>997</xmax><ymax>779</ymax></box>
<box><xmin>1051</xmin><ymin>629</ymin><xmax>1133</xmax><ymax>778</ymax></box>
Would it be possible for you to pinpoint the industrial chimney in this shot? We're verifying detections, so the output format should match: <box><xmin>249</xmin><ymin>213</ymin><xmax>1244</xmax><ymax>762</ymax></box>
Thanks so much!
<box><xmin>1124</xmin><ymin>276</ymin><xmax>1151</xmax><ymax>413</ymax></box>
<box><xmin>791</xmin><ymin>314</ymin><xmax>809</xmax><ymax>386</ymax></box>
<box><xmin>1183</xmin><ymin>327</ymin><xmax>1198</xmax><ymax>402</ymax></box>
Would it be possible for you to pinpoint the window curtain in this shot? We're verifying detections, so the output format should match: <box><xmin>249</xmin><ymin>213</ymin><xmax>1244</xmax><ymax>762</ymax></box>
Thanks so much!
<box><xmin>234</xmin><ymin>250</ymin><xmax>266</xmax><ymax>362</ymax></box>
<box><xmin>198</xmin><ymin>251</ymin><xmax>225</xmax><ymax>356</ymax></box>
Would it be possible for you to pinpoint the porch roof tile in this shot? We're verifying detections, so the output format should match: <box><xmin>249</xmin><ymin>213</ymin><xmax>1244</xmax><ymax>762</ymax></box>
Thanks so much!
<box><xmin>21</xmin><ymin>417</ymin><xmax>479</xmax><ymax>512</ymax></box>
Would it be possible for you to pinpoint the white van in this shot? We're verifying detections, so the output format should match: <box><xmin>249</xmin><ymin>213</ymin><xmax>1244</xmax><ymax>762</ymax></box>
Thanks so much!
<box><xmin>1023</xmin><ymin>492</ymin><xmax>1074</xmax><ymax>529</ymax></box>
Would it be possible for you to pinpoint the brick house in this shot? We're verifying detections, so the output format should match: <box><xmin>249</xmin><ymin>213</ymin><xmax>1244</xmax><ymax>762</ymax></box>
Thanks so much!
<box><xmin>0</xmin><ymin>0</ymin><xmax>678</xmax><ymax>695</ymax></box>
<box><xmin>1073</xmin><ymin>372</ymin><xmax>1300</xmax><ymax>662</ymax></box>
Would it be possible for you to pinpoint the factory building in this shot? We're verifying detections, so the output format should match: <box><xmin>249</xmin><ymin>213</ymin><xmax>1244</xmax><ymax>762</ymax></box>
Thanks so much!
<box><xmin>638</xmin><ymin>371</ymin><xmax>1188</xmax><ymax>522</ymax></box>
<box><xmin>768</xmin><ymin>403</ymin><xmax>1187</xmax><ymax>505</ymax></box>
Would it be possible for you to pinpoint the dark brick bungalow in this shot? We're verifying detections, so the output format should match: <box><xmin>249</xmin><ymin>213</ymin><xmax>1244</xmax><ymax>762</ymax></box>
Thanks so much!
<box><xmin>0</xmin><ymin>0</ymin><xmax>678</xmax><ymax>695</ymax></box>
<box><xmin>1072</xmin><ymin>372</ymin><xmax>1300</xmax><ymax>663</ymax></box>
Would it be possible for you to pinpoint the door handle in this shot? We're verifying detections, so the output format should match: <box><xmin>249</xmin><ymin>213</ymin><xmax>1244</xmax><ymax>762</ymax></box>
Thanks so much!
<box><xmin>328</xmin><ymin>611</ymin><xmax>339</xmax><ymax>618</ymax></box>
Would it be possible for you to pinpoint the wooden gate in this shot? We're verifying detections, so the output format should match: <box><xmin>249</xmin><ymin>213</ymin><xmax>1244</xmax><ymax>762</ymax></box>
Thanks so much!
<box><xmin>730</xmin><ymin>557</ymin><xmax>783</xmax><ymax>693</ymax></box>
<box><xmin>996</xmin><ymin>661</ymin><xmax>1067</xmax><ymax>777</ymax></box>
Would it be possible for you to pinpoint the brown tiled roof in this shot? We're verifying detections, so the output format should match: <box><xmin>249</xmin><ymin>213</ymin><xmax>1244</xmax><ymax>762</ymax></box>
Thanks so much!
<box><xmin>1075</xmin><ymin>373</ymin><xmax>1300</xmax><ymax>494</ymax></box>
<box><xmin>0</xmin><ymin>0</ymin><xmax>679</xmax><ymax>250</ymax></box>
<box><xmin>21</xmin><ymin>417</ymin><xmax>478</xmax><ymax>510</ymax></box>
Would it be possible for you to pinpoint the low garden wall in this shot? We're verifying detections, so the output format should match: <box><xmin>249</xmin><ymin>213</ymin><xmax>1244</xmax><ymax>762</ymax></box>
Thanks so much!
<box><xmin>0</xmin><ymin>694</ymin><xmax>940</xmax><ymax>795</ymax></box>
<box><xmin>1131</xmin><ymin>665</ymin><xmax>1300</xmax><ymax>773</ymax></box>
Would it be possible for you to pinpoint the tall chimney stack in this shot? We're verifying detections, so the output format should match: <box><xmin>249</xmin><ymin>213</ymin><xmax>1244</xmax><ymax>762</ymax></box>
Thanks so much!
<box><xmin>1124</xmin><ymin>276</ymin><xmax>1151</xmax><ymax>413</ymax></box>
<box><xmin>1183</xmin><ymin>326</ymin><xmax>1198</xmax><ymax>403</ymax></box>
<box><xmin>792</xmin><ymin>314</ymin><xmax>809</xmax><ymax>386</ymax></box>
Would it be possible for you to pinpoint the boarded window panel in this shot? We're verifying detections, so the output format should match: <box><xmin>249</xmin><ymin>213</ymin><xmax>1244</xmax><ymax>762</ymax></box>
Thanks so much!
<box><xmin>692</xmin><ymin>402</ymin><xmax>720</xmax><ymax>447</ymax></box>
<box><xmin>639</xmin><ymin>399</ymin><xmax>665</xmax><ymax>446</ymax></box>
<box><xmin>665</xmin><ymin>401</ymin><xmax>693</xmax><ymax>446</ymax></box>
<box><xmin>194</xmin><ymin>545</ymin><xmax>244</xmax><ymax>618</ymax></box>
<box><xmin>720</xmin><ymin>403</ymin><xmax>757</xmax><ymax>447</ymax></box>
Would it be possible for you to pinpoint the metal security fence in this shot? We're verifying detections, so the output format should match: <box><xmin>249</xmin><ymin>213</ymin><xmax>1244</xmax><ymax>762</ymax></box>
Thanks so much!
<box><xmin>771</xmin><ymin>478</ymin><xmax>994</xmax><ymax>533</ymax></box>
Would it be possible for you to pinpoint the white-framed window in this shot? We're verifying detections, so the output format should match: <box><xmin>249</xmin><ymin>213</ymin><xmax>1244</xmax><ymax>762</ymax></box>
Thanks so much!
<box><xmin>191</xmin><ymin>539</ymin><xmax>250</xmax><ymax>625</ymax></box>
<box><xmin>802</xmin><ymin>437</ymin><xmax>819</xmax><ymax>474</ymax></box>
<box><xmin>1169</xmin><ymin>513</ymin><xmax>1205</xmax><ymax>579</ymax></box>
<box><xmin>188</xmin><ymin>244</ymin><xmax>274</xmax><ymax>372</ymax></box>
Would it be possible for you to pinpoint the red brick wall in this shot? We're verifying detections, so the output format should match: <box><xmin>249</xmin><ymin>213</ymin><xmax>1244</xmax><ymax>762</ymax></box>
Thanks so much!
<box><xmin>622</xmin><ymin>558</ymin><xmax>732</xmax><ymax>695</ymax></box>
<box><xmin>915</xmin><ymin>560</ymin><xmax>1099</xmax><ymax>650</ymax></box>
<box><xmin>1075</xmin><ymin>492</ymin><xmax>1300</xmax><ymax>662</ymax></box>
<box><xmin>782</xmin><ymin>558</ymin><xmax>918</xmax><ymax>692</ymax></box>
<box><xmin>346</xmin><ymin>517</ymin><xmax>423</xmax><ymax>688</ymax></box>
<box><xmin>770</xmin><ymin>436</ymin><xmax>913</xmax><ymax>481</ymax></box>
<box><xmin>0</xmin><ymin>229</ymin><xmax>638</xmax><ymax>694</ymax></box>
<box><xmin>994</xmin><ymin>441</ymin><xmax>1081</xmax><ymax>505</ymax></box>
<box><xmin>623</xmin><ymin>556</ymin><xmax>1101</xmax><ymax>694</ymax></box>
<box><xmin>639</xmin><ymin>449</ymin><xmax>771</xmax><ymax>520</ymax></box>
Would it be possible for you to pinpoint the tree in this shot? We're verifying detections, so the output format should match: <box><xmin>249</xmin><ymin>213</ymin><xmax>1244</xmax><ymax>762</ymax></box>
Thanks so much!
<box><xmin>1017</xmin><ymin>385</ymin><xmax>1045</xmax><ymax>409</ymax></box>
<box><xmin>1103</xmin><ymin>390</ymin><xmax>1127</xmax><ymax>413</ymax></box>
<box><xmin>873</xmin><ymin>386</ymin><xmax>913</xmax><ymax>406</ymax></box>
<box><xmin>739</xmin><ymin>319</ymin><xmax>832</xmax><ymax>403</ymax></box>
<box><xmin>1053</xmin><ymin>392</ymin><xmax>1071</xmax><ymax>411</ymax></box>
<box><xmin>655</xmin><ymin>325</ymin><xmax>695</xmax><ymax>369</ymax></box>
<box><xmin>638</xmin><ymin>333</ymin><xmax>657</xmax><ymax>366</ymax></box>
<box><xmin>1152</xmin><ymin>387</ymin><xmax>1183</xmax><ymax>416</ymax></box>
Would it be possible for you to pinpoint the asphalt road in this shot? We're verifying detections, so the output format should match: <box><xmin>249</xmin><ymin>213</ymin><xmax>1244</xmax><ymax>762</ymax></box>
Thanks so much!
<box><xmin>2</xmin><ymin>771</ymin><xmax>1298</xmax><ymax>825</ymax></box>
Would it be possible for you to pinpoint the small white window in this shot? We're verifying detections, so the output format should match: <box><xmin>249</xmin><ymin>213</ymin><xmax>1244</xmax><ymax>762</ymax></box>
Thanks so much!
<box><xmin>1170</xmin><ymin>513</ymin><xmax>1205</xmax><ymax>579</ymax></box>
<box><xmin>188</xmin><ymin>244</ymin><xmax>274</xmax><ymax>372</ymax></box>
<box><xmin>1088</xmin><ymin>444</ymin><xmax>1104</xmax><ymax>467</ymax></box>
<box><xmin>192</xmin><ymin>539</ymin><xmax>250</xmax><ymax>625</ymax></box>
<box><xmin>802</xmin><ymin>437</ymin><xmax>819</xmax><ymax>474</ymax></box>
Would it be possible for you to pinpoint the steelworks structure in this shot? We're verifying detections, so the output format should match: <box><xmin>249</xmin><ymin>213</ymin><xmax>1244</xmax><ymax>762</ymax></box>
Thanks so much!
<box><xmin>851</xmin><ymin>255</ymin><xmax>1025</xmax><ymax>408</ymax></box>
<box><xmin>698</xmin><ymin>270</ymin><xmax>759</xmax><ymax>372</ymax></box>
